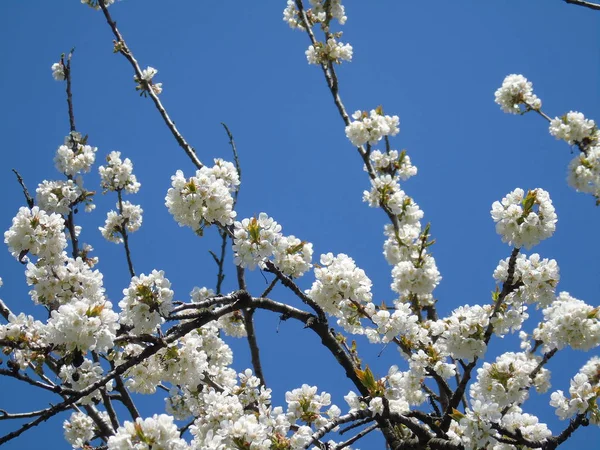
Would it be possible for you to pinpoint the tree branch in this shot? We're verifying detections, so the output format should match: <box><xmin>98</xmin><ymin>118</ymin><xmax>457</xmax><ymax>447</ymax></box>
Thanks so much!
<box><xmin>97</xmin><ymin>0</ymin><xmax>203</xmax><ymax>170</ymax></box>
<box><xmin>564</xmin><ymin>0</ymin><xmax>600</xmax><ymax>10</ymax></box>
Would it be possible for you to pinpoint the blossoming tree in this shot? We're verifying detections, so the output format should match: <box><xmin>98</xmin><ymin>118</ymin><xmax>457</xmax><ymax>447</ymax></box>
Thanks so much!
<box><xmin>1</xmin><ymin>1</ymin><xmax>599</xmax><ymax>449</ymax></box>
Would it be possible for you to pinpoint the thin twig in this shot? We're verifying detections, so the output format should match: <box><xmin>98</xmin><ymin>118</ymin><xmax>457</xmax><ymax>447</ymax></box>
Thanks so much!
<box><xmin>98</xmin><ymin>0</ymin><xmax>203</xmax><ymax>169</ymax></box>
<box><xmin>564</xmin><ymin>0</ymin><xmax>600</xmax><ymax>10</ymax></box>
<box><xmin>11</xmin><ymin>169</ymin><xmax>34</xmax><ymax>208</ymax></box>
<box><xmin>117</xmin><ymin>189</ymin><xmax>135</xmax><ymax>277</ymax></box>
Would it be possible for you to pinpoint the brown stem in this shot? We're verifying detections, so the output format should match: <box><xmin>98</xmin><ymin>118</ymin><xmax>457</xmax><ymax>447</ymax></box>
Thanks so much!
<box><xmin>97</xmin><ymin>0</ymin><xmax>203</xmax><ymax>170</ymax></box>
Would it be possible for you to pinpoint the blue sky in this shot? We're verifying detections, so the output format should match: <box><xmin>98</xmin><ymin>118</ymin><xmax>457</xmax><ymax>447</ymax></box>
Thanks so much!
<box><xmin>0</xmin><ymin>1</ymin><xmax>599</xmax><ymax>449</ymax></box>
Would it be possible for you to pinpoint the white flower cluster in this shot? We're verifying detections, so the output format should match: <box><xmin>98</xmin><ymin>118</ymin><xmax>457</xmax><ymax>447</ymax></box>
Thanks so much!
<box><xmin>63</xmin><ymin>411</ymin><xmax>96</xmax><ymax>448</ymax></box>
<box><xmin>431</xmin><ymin>304</ymin><xmax>490</xmax><ymax>362</ymax></box>
<box><xmin>46</xmin><ymin>299</ymin><xmax>118</xmax><ymax>353</ymax></box>
<box><xmin>494</xmin><ymin>74</ymin><xmax>542</xmax><ymax>114</ymax></box>
<box><xmin>54</xmin><ymin>132</ymin><xmax>97</xmax><ymax>177</ymax></box>
<box><xmin>136</xmin><ymin>66</ymin><xmax>163</xmax><ymax>95</ymax></box>
<box><xmin>568</xmin><ymin>145</ymin><xmax>600</xmax><ymax>201</ymax></box>
<box><xmin>494</xmin><ymin>253</ymin><xmax>559</xmax><ymax>308</ymax></box>
<box><xmin>119</xmin><ymin>270</ymin><xmax>174</xmax><ymax>335</ymax></box>
<box><xmin>491</xmin><ymin>188</ymin><xmax>557</xmax><ymax>249</ymax></box>
<box><xmin>391</xmin><ymin>254</ymin><xmax>441</xmax><ymax>297</ymax></box>
<box><xmin>99</xmin><ymin>201</ymin><xmax>143</xmax><ymax>244</ymax></box>
<box><xmin>272</xmin><ymin>235</ymin><xmax>313</xmax><ymax>278</ymax></box>
<box><xmin>4</xmin><ymin>206</ymin><xmax>67</xmax><ymax>264</ymax></box>
<box><xmin>0</xmin><ymin>313</ymin><xmax>46</xmax><ymax>370</ymax></box>
<box><xmin>26</xmin><ymin>256</ymin><xmax>106</xmax><ymax>306</ymax></box>
<box><xmin>81</xmin><ymin>0</ymin><xmax>115</xmax><ymax>10</ymax></box>
<box><xmin>533</xmin><ymin>291</ymin><xmax>600</xmax><ymax>352</ymax></box>
<box><xmin>36</xmin><ymin>179</ymin><xmax>92</xmax><ymax>216</ymax></box>
<box><xmin>452</xmin><ymin>404</ymin><xmax>551</xmax><ymax>450</ymax></box>
<box><xmin>232</xmin><ymin>213</ymin><xmax>282</xmax><ymax>269</ymax></box>
<box><xmin>306</xmin><ymin>38</ymin><xmax>353</xmax><ymax>65</ymax></box>
<box><xmin>51</xmin><ymin>61</ymin><xmax>65</xmax><ymax>81</ymax></box>
<box><xmin>286</xmin><ymin>384</ymin><xmax>339</xmax><ymax>427</ymax></box>
<box><xmin>307</xmin><ymin>253</ymin><xmax>372</xmax><ymax>329</ymax></box>
<box><xmin>283</xmin><ymin>0</ymin><xmax>347</xmax><ymax>30</ymax></box>
<box><xmin>367</xmin><ymin>303</ymin><xmax>427</xmax><ymax>345</ymax></box>
<box><xmin>549</xmin><ymin>111</ymin><xmax>598</xmax><ymax>146</ymax></box>
<box><xmin>107</xmin><ymin>414</ymin><xmax>188</xmax><ymax>450</ymax></box>
<box><xmin>165</xmin><ymin>159</ymin><xmax>239</xmax><ymax>233</ymax></box>
<box><xmin>550</xmin><ymin>356</ymin><xmax>600</xmax><ymax>423</ymax></box>
<box><xmin>345</xmin><ymin>108</ymin><xmax>400</xmax><ymax>147</ymax></box>
<box><xmin>470</xmin><ymin>352</ymin><xmax>550</xmax><ymax>411</ymax></box>
<box><xmin>368</xmin><ymin>149</ymin><xmax>417</xmax><ymax>181</ymax></box>
<box><xmin>99</xmin><ymin>151</ymin><xmax>141</xmax><ymax>193</ymax></box>
<box><xmin>59</xmin><ymin>359</ymin><xmax>114</xmax><ymax>405</ymax></box>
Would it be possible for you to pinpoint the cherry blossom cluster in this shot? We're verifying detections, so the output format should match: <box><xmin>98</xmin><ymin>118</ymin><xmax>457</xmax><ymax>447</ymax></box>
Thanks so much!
<box><xmin>99</xmin><ymin>151</ymin><xmax>141</xmax><ymax>193</ymax></box>
<box><xmin>368</xmin><ymin>149</ymin><xmax>417</xmax><ymax>181</ymax></box>
<box><xmin>533</xmin><ymin>291</ymin><xmax>600</xmax><ymax>352</ymax></box>
<box><xmin>550</xmin><ymin>356</ymin><xmax>600</xmax><ymax>424</ymax></box>
<box><xmin>568</xmin><ymin>145</ymin><xmax>600</xmax><ymax>201</ymax></box>
<box><xmin>306</xmin><ymin>38</ymin><xmax>353</xmax><ymax>65</ymax></box>
<box><xmin>99</xmin><ymin>201</ymin><xmax>143</xmax><ymax>243</ymax></box>
<box><xmin>118</xmin><ymin>269</ymin><xmax>174</xmax><ymax>335</ymax></box>
<box><xmin>4</xmin><ymin>206</ymin><xmax>67</xmax><ymax>264</ymax></box>
<box><xmin>51</xmin><ymin>61</ymin><xmax>65</xmax><ymax>81</ymax></box>
<box><xmin>494</xmin><ymin>74</ymin><xmax>542</xmax><ymax>114</ymax></box>
<box><xmin>494</xmin><ymin>252</ymin><xmax>559</xmax><ymax>308</ymax></box>
<box><xmin>232</xmin><ymin>213</ymin><xmax>282</xmax><ymax>270</ymax></box>
<box><xmin>64</xmin><ymin>411</ymin><xmax>109</xmax><ymax>448</ymax></box>
<box><xmin>59</xmin><ymin>359</ymin><xmax>114</xmax><ymax>405</ymax></box>
<box><xmin>165</xmin><ymin>159</ymin><xmax>239</xmax><ymax>233</ymax></box>
<box><xmin>135</xmin><ymin>66</ymin><xmax>163</xmax><ymax>95</ymax></box>
<box><xmin>491</xmin><ymin>187</ymin><xmax>557</xmax><ymax>249</ymax></box>
<box><xmin>283</xmin><ymin>0</ymin><xmax>347</xmax><ymax>30</ymax></box>
<box><xmin>306</xmin><ymin>252</ymin><xmax>374</xmax><ymax>333</ymax></box>
<box><xmin>36</xmin><ymin>179</ymin><xmax>94</xmax><ymax>216</ymax></box>
<box><xmin>549</xmin><ymin>111</ymin><xmax>598</xmax><ymax>147</ymax></box>
<box><xmin>107</xmin><ymin>414</ymin><xmax>187</xmax><ymax>450</ymax></box>
<box><xmin>54</xmin><ymin>132</ymin><xmax>97</xmax><ymax>177</ymax></box>
<box><xmin>450</xmin><ymin>404</ymin><xmax>551</xmax><ymax>450</ymax></box>
<box><xmin>345</xmin><ymin>108</ymin><xmax>400</xmax><ymax>147</ymax></box>
<box><xmin>470</xmin><ymin>352</ymin><xmax>550</xmax><ymax>412</ymax></box>
<box><xmin>431</xmin><ymin>304</ymin><xmax>491</xmax><ymax>362</ymax></box>
<box><xmin>81</xmin><ymin>0</ymin><xmax>116</xmax><ymax>10</ymax></box>
<box><xmin>0</xmin><ymin>312</ymin><xmax>47</xmax><ymax>370</ymax></box>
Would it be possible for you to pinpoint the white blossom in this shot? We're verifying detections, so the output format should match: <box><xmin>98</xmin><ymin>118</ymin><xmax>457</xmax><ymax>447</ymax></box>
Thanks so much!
<box><xmin>533</xmin><ymin>291</ymin><xmax>600</xmax><ymax>352</ymax></box>
<box><xmin>107</xmin><ymin>414</ymin><xmax>189</xmax><ymax>450</ymax></box>
<box><xmin>99</xmin><ymin>151</ymin><xmax>141</xmax><ymax>193</ymax></box>
<box><xmin>494</xmin><ymin>74</ymin><xmax>541</xmax><ymax>114</ymax></box>
<box><xmin>54</xmin><ymin>132</ymin><xmax>97</xmax><ymax>176</ymax></box>
<box><xmin>136</xmin><ymin>66</ymin><xmax>163</xmax><ymax>95</ymax></box>
<box><xmin>46</xmin><ymin>299</ymin><xmax>118</xmax><ymax>353</ymax></box>
<box><xmin>306</xmin><ymin>38</ymin><xmax>352</xmax><ymax>65</ymax></box>
<box><xmin>345</xmin><ymin>108</ymin><xmax>400</xmax><ymax>147</ymax></box>
<box><xmin>273</xmin><ymin>235</ymin><xmax>313</xmax><ymax>277</ymax></box>
<box><xmin>26</xmin><ymin>256</ymin><xmax>106</xmax><ymax>306</ymax></box>
<box><xmin>549</xmin><ymin>111</ymin><xmax>598</xmax><ymax>146</ymax></box>
<box><xmin>491</xmin><ymin>188</ymin><xmax>557</xmax><ymax>249</ymax></box>
<box><xmin>568</xmin><ymin>145</ymin><xmax>600</xmax><ymax>198</ymax></box>
<box><xmin>232</xmin><ymin>213</ymin><xmax>282</xmax><ymax>269</ymax></box>
<box><xmin>99</xmin><ymin>201</ymin><xmax>143</xmax><ymax>243</ymax></box>
<box><xmin>51</xmin><ymin>62</ymin><xmax>65</xmax><ymax>81</ymax></box>
<box><xmin>4</xmin><ymin>206</ymin><xmax>67</xmax><ymax>264</ymax></box>
<box><xmin>36</xmin><ymin>179</ymin><xmax>92</xmax><ymax>216</ymax></box>
<box><xmin>119</xmin><ymin>270</ymin><xmax>174</xmax><ymax>335</ymax></box>
<box><xmin>307</xmin><ymin>253</ymin><xmax>372</xmax><ymax>319</ymax></box>
<box><xmin>165</xmin><ymin>163</ymin><xmax>237</xmax><ymax>233</ymax></box>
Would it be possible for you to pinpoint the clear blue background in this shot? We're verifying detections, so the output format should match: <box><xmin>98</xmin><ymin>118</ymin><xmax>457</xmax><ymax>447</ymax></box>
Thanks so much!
<box><xmin>0</xmin><ymin>1</ymin><xmax>598</xmax><ymax>449</ymax></box>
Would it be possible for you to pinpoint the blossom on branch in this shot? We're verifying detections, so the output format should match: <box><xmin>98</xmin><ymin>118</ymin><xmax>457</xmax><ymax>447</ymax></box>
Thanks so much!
<box><xmin>494</xmin><ymin>74</ymin><xmax>542</xmax><ymax>114</ymax></box>
<box><xmin>491</xmin><ymin>188</ymin><xmax>557</xmax><ymax>249</ymax></box>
